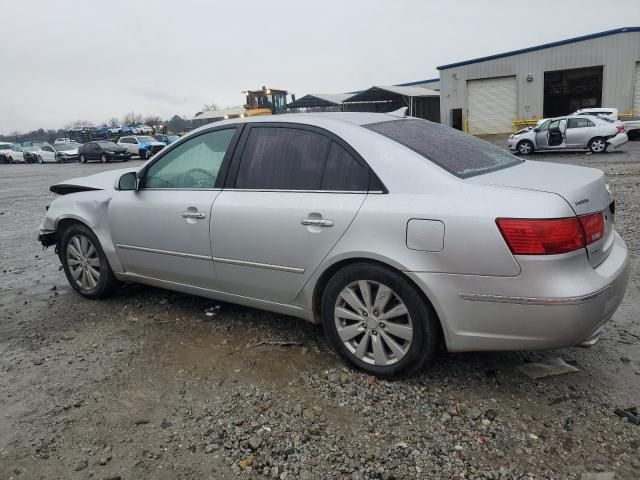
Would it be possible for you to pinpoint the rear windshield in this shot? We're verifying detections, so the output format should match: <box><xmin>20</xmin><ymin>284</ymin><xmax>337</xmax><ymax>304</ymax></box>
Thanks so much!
<box><xmin>365</xmin><ymin>118</ymin><xmax>522</xmax><ymax>178</ymax></box>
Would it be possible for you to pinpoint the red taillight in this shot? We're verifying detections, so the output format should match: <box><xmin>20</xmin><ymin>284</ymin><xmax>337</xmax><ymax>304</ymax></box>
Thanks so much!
<box><xmin>578</xmin><ymin>212</ymin><xmax>604</xmax><ymax>244</ymax></box>
<box><xmin>497</xmin><ymin>212</ymin><xmax>605</xmax><ymax>255</ymax></box>
<box><xmin>496</xmin><ymin>218</ymin><xmax>585</xmax><ymax>255</ymax></box>
<box><xmin>616</xmin><ymin>125</ymin><xmax>625</xmax><ymax>134</ymax></box>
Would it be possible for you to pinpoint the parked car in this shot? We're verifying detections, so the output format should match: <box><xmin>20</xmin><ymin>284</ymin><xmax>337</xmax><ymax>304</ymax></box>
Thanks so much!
<box><xmin>22</xmin><ymin>145</ymin><xmax>40</xmax><ymax>163</ymax></box>
<box><xmin>136</xmin><ymin>125</ymin><xmax>154</xmax><ymax>135</ymax></box>
<box><xmin>54</xmin><ymin>138</ymin><xmax>79</xmax><ymax>144</ymax></box>
<box><xmin>0</xmin><ymin>142</ymin><xmax>18</xmax><ymax>163</ymax></box>
<box><xmin>79</xmin><ymin>141</ymin><xmax>131</xmax><ymax>163</ymax></box>
<box><xmin>507</xmin><ymin>115</ymin><xmax>628</xmax><ymax>155</ymax></box>
<box><xmin>36</xmin><ymin>143</ymin><xmax>80</xmax><ymax>163</ymax></box>
<box><xmin>37</xmin><ymin>113</ymin><xmax>629</xmax><ymax>377</ymax></box>
<box><xmin>153</xmin><ymin>134</ymin><xmax>180</xmax><ymax>145</ymax></box>
<box><xmin>4</xmin><ymin>145</ymin><xmax>30</xmax><ymax>163</ymax></box>
<box><xmin>117</xmin><ymin>135</ymin><xmax>166</xmax><ymax>159</ymax></box>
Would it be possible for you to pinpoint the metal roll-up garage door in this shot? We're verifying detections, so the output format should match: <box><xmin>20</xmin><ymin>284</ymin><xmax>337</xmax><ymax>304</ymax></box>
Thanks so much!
<box><xmin>467</xmin><ymin>76</ymin><xmax>517</xmax><ymax>134</ymax></box>
<box><xmin>634</xmin><ymin>62</ymin><xmax>640</xmax><ymax>114</ymax></box>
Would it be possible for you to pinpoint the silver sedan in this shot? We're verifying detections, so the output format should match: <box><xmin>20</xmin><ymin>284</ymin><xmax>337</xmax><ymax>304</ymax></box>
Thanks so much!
<box><xmin>38</xmin><ymin>112</ymin><xmax>630</xmax><ymax>377</ymax></box>
<box><xmin>507</xmin><ymin>115</ymin><xmax>628</xmax><ymax>155</ymax></box>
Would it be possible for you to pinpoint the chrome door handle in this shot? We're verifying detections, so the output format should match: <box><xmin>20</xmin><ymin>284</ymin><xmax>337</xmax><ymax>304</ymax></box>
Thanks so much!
<box><xmin>182</xmin><ymin>211</ymin><xmax>206</xmax><ymax>219</ymax></box>
<box><xmin>301</xmin><ymin>218</ymin><xmax>333</xmax><ymax>227</ymax></box>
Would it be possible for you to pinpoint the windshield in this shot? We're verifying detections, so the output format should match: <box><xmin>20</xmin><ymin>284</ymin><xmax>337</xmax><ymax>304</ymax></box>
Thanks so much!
<box><xmin>54</xmin><ymin>144</ymin><xmax>77</xmax><ymax>151</ymax></box>
<box><xmin>24</xmin><ymin>146</ymin><xmax>39</xmax><ymax>151</ymax></box>
<box><xmin>97</xmin><ymin>142</ymin><xmax>120</xmax><ymax>148</ymax></box>
<box><xmin>365</xmin><ymin>118</ymin><xmax>522</xmax><ymax>178</ymax></box>
<box><xmin>136</xmin><ymin>136</ymin><xmax>156</xmax><ymax>143</ymax></box>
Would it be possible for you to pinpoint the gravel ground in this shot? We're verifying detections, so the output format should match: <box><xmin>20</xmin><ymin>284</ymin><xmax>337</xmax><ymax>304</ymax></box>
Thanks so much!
<box><xmin>1</xmin><ymin>139</ymin><xmax>640</xmax><ymax>480</ymax></box>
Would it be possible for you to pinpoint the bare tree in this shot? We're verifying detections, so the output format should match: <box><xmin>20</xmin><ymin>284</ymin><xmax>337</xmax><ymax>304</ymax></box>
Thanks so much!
<box><xmin>143</xmin><ymin>115</ymin><xmax>163</xmax><ymax>127</ymax></box>
<box><xmin>65</xmin><ymin>119</ymin><xmax>94</xmax><ymax>129</ymax></box>
<box><xmin>202</xmin><ymin>102</ymin><xmax>219</xmax><ymax>112</ymax></box>
<box><xmin>122</xmin><ymin>112</ymin><xmax>143</xmax><ymax>126</ymax></box>
<box><xmin>107</xmin><ymin>117</ymin><xmax>120</xmax><ymax>127</ymax></box>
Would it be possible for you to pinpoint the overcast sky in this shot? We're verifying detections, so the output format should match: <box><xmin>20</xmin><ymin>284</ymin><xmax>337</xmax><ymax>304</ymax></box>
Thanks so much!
<box><xmin>1</xmin><ymin>0</ymin><xmax>639</xmax><ymax>133</ymax></box>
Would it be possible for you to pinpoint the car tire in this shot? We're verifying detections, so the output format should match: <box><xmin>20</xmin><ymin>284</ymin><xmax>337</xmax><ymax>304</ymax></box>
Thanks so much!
<box><xmin>101</xmin><ymin>153</ymin><xmax>108</xmax><ymax>163</ymax></box>
<box><xmin>38</xmin><ymin>155</ymin><xmax>43</xmax><ymax>164</ymax></box>
<box><xmin>80</xmin><ymin>154</ymin><xmax>87</xmax><ymax>163</ymax></box>
<box><xmin>7</xmin><ymin>156</ymin><xmax>13</xmax><ymax>164</ymax></box>
<box><xmin>588</xmin><ymin>137</ymin><xmax>607</xmax><ymax>153</ymax></box>
<box><xmin>321</xmin><ymin>262</ymin><xmax>440</xmax><ymax>378</ymax></box>
<box><xmin>59</xmin><ymin>223</ymin><xmax>121</xmax><ymax>299</ymax></box>
<box><xmin>141</xmin><ymin>150</ymin><xmax>151</xmax><ymax>160</ymax></box>
<box><xmin>516</xmin><ymin>140</ymin><xmax>534</xmax><ymax>155</ymax></box>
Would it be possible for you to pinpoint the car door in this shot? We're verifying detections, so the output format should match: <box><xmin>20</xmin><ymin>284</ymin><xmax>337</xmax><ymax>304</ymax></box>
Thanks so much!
<box><xmin>534</xmin><ymin>119</ymin><xmax>551</xmax><ymax>149</ymax></box>
<box><xmin>546</xmin><ymin>119</ymin><xmax>567</xmax><ymax>148</ymax></box>
<box><xmin>210</xmin><ymin>124</ymin><xmax>369</xmax><ymax>304</ymax></box>
<box><xmin>108</xmin><ymin>127</ymin><xmax>240</xmax><ymax>288</ymax></box>
<box><xmin>12</xmin><ymin>146</ymin><xmax>24</xmax><ymax>162</ymax></box>
<box><xmin>565</xmin><ymin>117</ymin><xmax>595</xmax><ymax>148</ymax></box>
<box><xmin>41</xmin><ymin>145</ymin><xmax>55</xmax><ymax>162</ymax></box>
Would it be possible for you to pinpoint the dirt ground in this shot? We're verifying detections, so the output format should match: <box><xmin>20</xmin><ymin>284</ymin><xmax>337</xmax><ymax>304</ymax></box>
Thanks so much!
<box><xmin>1</xmin><ymin>139</ymin><xmax>640</xmax><ymax>479</ymax></box>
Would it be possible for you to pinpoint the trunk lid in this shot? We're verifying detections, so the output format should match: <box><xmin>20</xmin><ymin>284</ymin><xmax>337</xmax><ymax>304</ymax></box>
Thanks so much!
<box><xmin>469</xmin><ymin>160</ymin><xmax>614</xmax><ymax>267</ymax></box>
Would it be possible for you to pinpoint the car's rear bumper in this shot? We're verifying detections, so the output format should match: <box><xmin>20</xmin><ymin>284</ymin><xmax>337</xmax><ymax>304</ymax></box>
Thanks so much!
<box><xmin>607</xmin><ymin>132</ymin><xmax>628</xmax><ymax>149</ymax></box>
<box><xmin>407</xmin><ymin>232</ymin><xmax>630</xmax><ymax>352</ymax></box>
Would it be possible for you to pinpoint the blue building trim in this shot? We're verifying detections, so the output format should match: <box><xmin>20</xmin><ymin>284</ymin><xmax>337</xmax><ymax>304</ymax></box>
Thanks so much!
<box><xmin>395</xmin><ymin>78</ymin><xmax>439</xmax><ymax>87</ymax></box>
<box><xmin>437</xmin><ymin>27</ymin><xmax>640</xmax><ymax>70</ymax></box>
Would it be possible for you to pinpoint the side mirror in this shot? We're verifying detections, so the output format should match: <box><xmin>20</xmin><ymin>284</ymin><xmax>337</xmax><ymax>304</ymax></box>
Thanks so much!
<box><xmin>117</xmin><ymin>171</ymin><xmax>138</xmax><ymax>191</ymax></box>
<box><xmin>533</xmin><ymin>127</ymin><xmax>539</xmax><ymax>132</ymax></box>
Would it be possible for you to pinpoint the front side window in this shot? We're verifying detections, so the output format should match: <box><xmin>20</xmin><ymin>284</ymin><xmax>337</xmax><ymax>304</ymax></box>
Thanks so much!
<box><xmin>144</xmin><ymin>129</ymin><xmax>236</xmax><ymax>189</ymax></box>
<box><xmin>365</xmin><ymin>119</ymin><xmax>521</xmax><ymax>178</ymax></box>
<box><xmin>236</xmin><ymin>127</ymin><xmax>330</xmax><ymax>190</ymax></box>
<box><xmin>537</xmin><ymin>120</ymin><xmax>551</xmax><ymax>131</ymax></box>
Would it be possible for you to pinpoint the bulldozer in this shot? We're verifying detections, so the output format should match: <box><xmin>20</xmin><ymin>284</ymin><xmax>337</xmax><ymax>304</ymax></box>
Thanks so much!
<box><xmin>242</xmin><ymin>86</ymin><xmax>291</xmax><ymax>116</ymax></box>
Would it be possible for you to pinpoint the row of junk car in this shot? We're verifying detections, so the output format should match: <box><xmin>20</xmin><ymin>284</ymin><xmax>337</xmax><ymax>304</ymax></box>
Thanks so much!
<box><xmin>0</xmin><ymin>129</ymin><xmax>181</xmax><ymax>164</ymax></box>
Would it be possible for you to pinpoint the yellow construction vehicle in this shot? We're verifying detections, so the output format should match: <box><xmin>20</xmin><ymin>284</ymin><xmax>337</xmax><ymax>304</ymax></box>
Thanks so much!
<box><xmin>242</xmin><ymin>86</ymin><xmax>289</xmax><ymax>116</ymax></box>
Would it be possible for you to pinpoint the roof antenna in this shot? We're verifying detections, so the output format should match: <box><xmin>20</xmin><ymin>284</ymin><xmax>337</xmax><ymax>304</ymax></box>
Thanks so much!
<box><xmin>387</xmin><ymin>107</ymin><xmax>408</xmax><ymax>118</ymax></box>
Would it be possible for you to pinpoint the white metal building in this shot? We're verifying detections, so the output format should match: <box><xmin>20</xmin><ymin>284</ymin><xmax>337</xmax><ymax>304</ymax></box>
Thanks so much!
<box><xmin>437</xmin><ymin>27</ymin><xmax>640</xmax><ymax>134</ymax></box>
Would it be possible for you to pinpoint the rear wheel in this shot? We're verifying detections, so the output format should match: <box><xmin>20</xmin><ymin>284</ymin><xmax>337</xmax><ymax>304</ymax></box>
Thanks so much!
<box><xmin>38</xmin><ymin>155</ymin><xmax>43</xmax><ymax>164</ymax></box>
<box><xmin>588</xmin><ymin>137</ymin><xmax>607</xmax><ymax>153</ymax></box>
<box><xmin>60</xmin><ymin>223</ymin><xmax>121</xmax><ymax>299</ymax></box>
<box><xmin>516</xmin><ymin>140</ymin><xmax>534</xmax><ymax>155</ymax></box>
<box><xmin>100</xmin><ymin>153</ymin><xmax>108</xmax><ymax>163</ymax></box>
<box><xmin>322</xmin><ymin>263</ymin><xmax>440</xmax><ymax>377</ymax></box>
<box><xmin>7</xmin><ymin>156</ymin><xmax>13</xmax><ymax>164</ymax></box>
<box><xmin>80</xmin><ymin>154</ymin><xmax>87</xmax><ymax>163</ymax></box>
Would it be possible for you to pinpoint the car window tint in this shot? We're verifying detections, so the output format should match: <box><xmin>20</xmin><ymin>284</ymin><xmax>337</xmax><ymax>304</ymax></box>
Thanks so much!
<box><xmin>365</xmin><ymin>118</ymin><xmax>521</xmax><ymax>178</ymax></box>
<box><xmin>537</xmin><ymin>120</ymin><xmax>551</xmax><ymax>131</ymax></box>
<box><xmin>236</xmin><ymin>127</ymin><xmax>330</xmax><ymax>190</ymax></box>
<box><xmin>321</xmin><ymin>142</ymin><xmax>369</xmax><ymax>191</ymax></box>
<box><xmin>144</xmin><ymin>129</ymin><xmax>235</xmax><ymax>189</ymax></box>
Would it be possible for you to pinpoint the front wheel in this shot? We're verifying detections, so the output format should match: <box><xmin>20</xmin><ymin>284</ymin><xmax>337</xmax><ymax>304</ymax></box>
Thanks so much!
<box><xmin>516</xmin><ymin>140</ymin><xmax>534</xmax><ymax>155</ymax></box>
<box><xmin>141</xmin><ymin>149</ymin><xmax>151</xmax><ymax>160</ymax></box>
<box><xmin>100</xmin><ymin>153</ymin><xmax>108</xmax><ymax>163</ymax></box>
<box><xmin>38</xmin><ymin>155</ymin><xmax>43</xmax><ymax>164</ymax></box>
<box><xmin>7</xmin><ymin>156</ymin><xmax>13</xmax><ymax>164</ymax></box>
<box><xmin>588</xmin><ymin>137</ymin><xmax>607</xmax><ymax>153</ymax></box>
<box><xmin>80</xmin><ymin>154</ymin><xmax>87</xmax><ymax>163</ymax></box>
<box><xmin>60</xmin><ymin>223</ymin><xmax>121</xmax><ymax>299</ymax></box>
<box><xmin>322</xmin><ymin>263</ymin><xmax>440</xmax><ymax>377</ymax></box>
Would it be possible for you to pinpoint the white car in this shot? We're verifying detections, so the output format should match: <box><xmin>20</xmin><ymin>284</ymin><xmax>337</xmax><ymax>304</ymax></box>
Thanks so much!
<box><xmin>0</xmin><ymin>142</ymin><xmax>26</xmax><ymax>163</ymax></box>
<box><xmin>136</xmin><ymin>125</ymin><xmax>154</xmax><ymax>135</ymax></box>
<box><xmin>573</xmin><ymin>107</ymin><xmax>619</xmax><ymax>122</ymax></box>
<box><xmin>36</xmin><ymin>143</ymin><xmax>80</xmax><ymax>163</ymax></box>
<box><xmin>54</xmin><ymin>138</ymin><xmax>78</xmax><ymax>144</ymax></box>
<box><xmin>117</xmin><ymin>136</ymin><xmax>166</xmax><ymax>159</ymax></box>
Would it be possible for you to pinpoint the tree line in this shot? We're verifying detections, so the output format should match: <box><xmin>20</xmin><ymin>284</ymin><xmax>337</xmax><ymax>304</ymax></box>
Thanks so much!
<box><xmin>0</xmin><ymin>113</ymin><xmax>194</xmax><ymax>144</ymax></box>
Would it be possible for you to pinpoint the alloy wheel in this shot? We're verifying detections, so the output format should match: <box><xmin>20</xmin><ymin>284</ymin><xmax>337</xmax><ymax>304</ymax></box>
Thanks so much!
<box><xmin>518</xmin><ymin>142</ymin><xmax>532</xmax><ymax>154</ymax></box>
<box><xmin>591</xmin><ymin>139</ymin><xmax>606</xmax><ymax>152</ymax></box>
<box><xmin>66</xmin><ymin>234</ymin><xmax>101</xmax><ymax>290</ymax></box>
<box><xmin>334</xmin><ymin>280</ymin><xmax>413</xmax><ymax>366</ymax></box>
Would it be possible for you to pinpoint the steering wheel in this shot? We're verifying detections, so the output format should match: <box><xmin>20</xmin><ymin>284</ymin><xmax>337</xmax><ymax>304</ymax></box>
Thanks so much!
<box><xmin>183</xmin><ymin>168</ymin><xmax>215</xmax><ymax>188</ymax></box>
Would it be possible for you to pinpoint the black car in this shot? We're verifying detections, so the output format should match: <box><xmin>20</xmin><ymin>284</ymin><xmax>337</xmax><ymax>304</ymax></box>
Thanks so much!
<box><xmin>78</xmin><ymin>141</ymin><xmax>131</xmax><ymax>163</ymax></box>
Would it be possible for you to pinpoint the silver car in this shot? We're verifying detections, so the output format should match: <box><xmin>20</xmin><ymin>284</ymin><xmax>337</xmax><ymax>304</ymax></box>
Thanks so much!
<box><xmin>38</xmin><ymin>113</ymin><xmax>630</xmax><ymax>377</ymax></box>
<box><xmin>507</xmin><ymin>114</ymin><xmax>628</xmax><ymax>155</ymax></box>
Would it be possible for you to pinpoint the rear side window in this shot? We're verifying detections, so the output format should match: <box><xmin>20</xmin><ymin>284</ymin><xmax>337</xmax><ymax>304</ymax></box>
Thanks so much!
<box><xmin>568</xmin><ymin>118</ymin><xmax>595</xmax><ymax>128</ymax></box>
<box><xmin>321</xmin><ymin>142</ymin><xmax>369</xmax><ymax>191</ymax></box>
<box><xmin>236</xmin><ymin>127</ymin><xmax>330</xmax><ymax>190</ymax></box>
<box><xmin>365</xmin><ymin>119</ymin><xmax>522</xmax><ymax>178</ymax></box>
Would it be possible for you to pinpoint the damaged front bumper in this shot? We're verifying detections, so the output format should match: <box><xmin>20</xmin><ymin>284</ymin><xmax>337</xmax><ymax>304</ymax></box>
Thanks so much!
<box><xmin>38</xmin><ymin>229</ymin><xmax>58</xmax><ymax>248</ymax></box>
